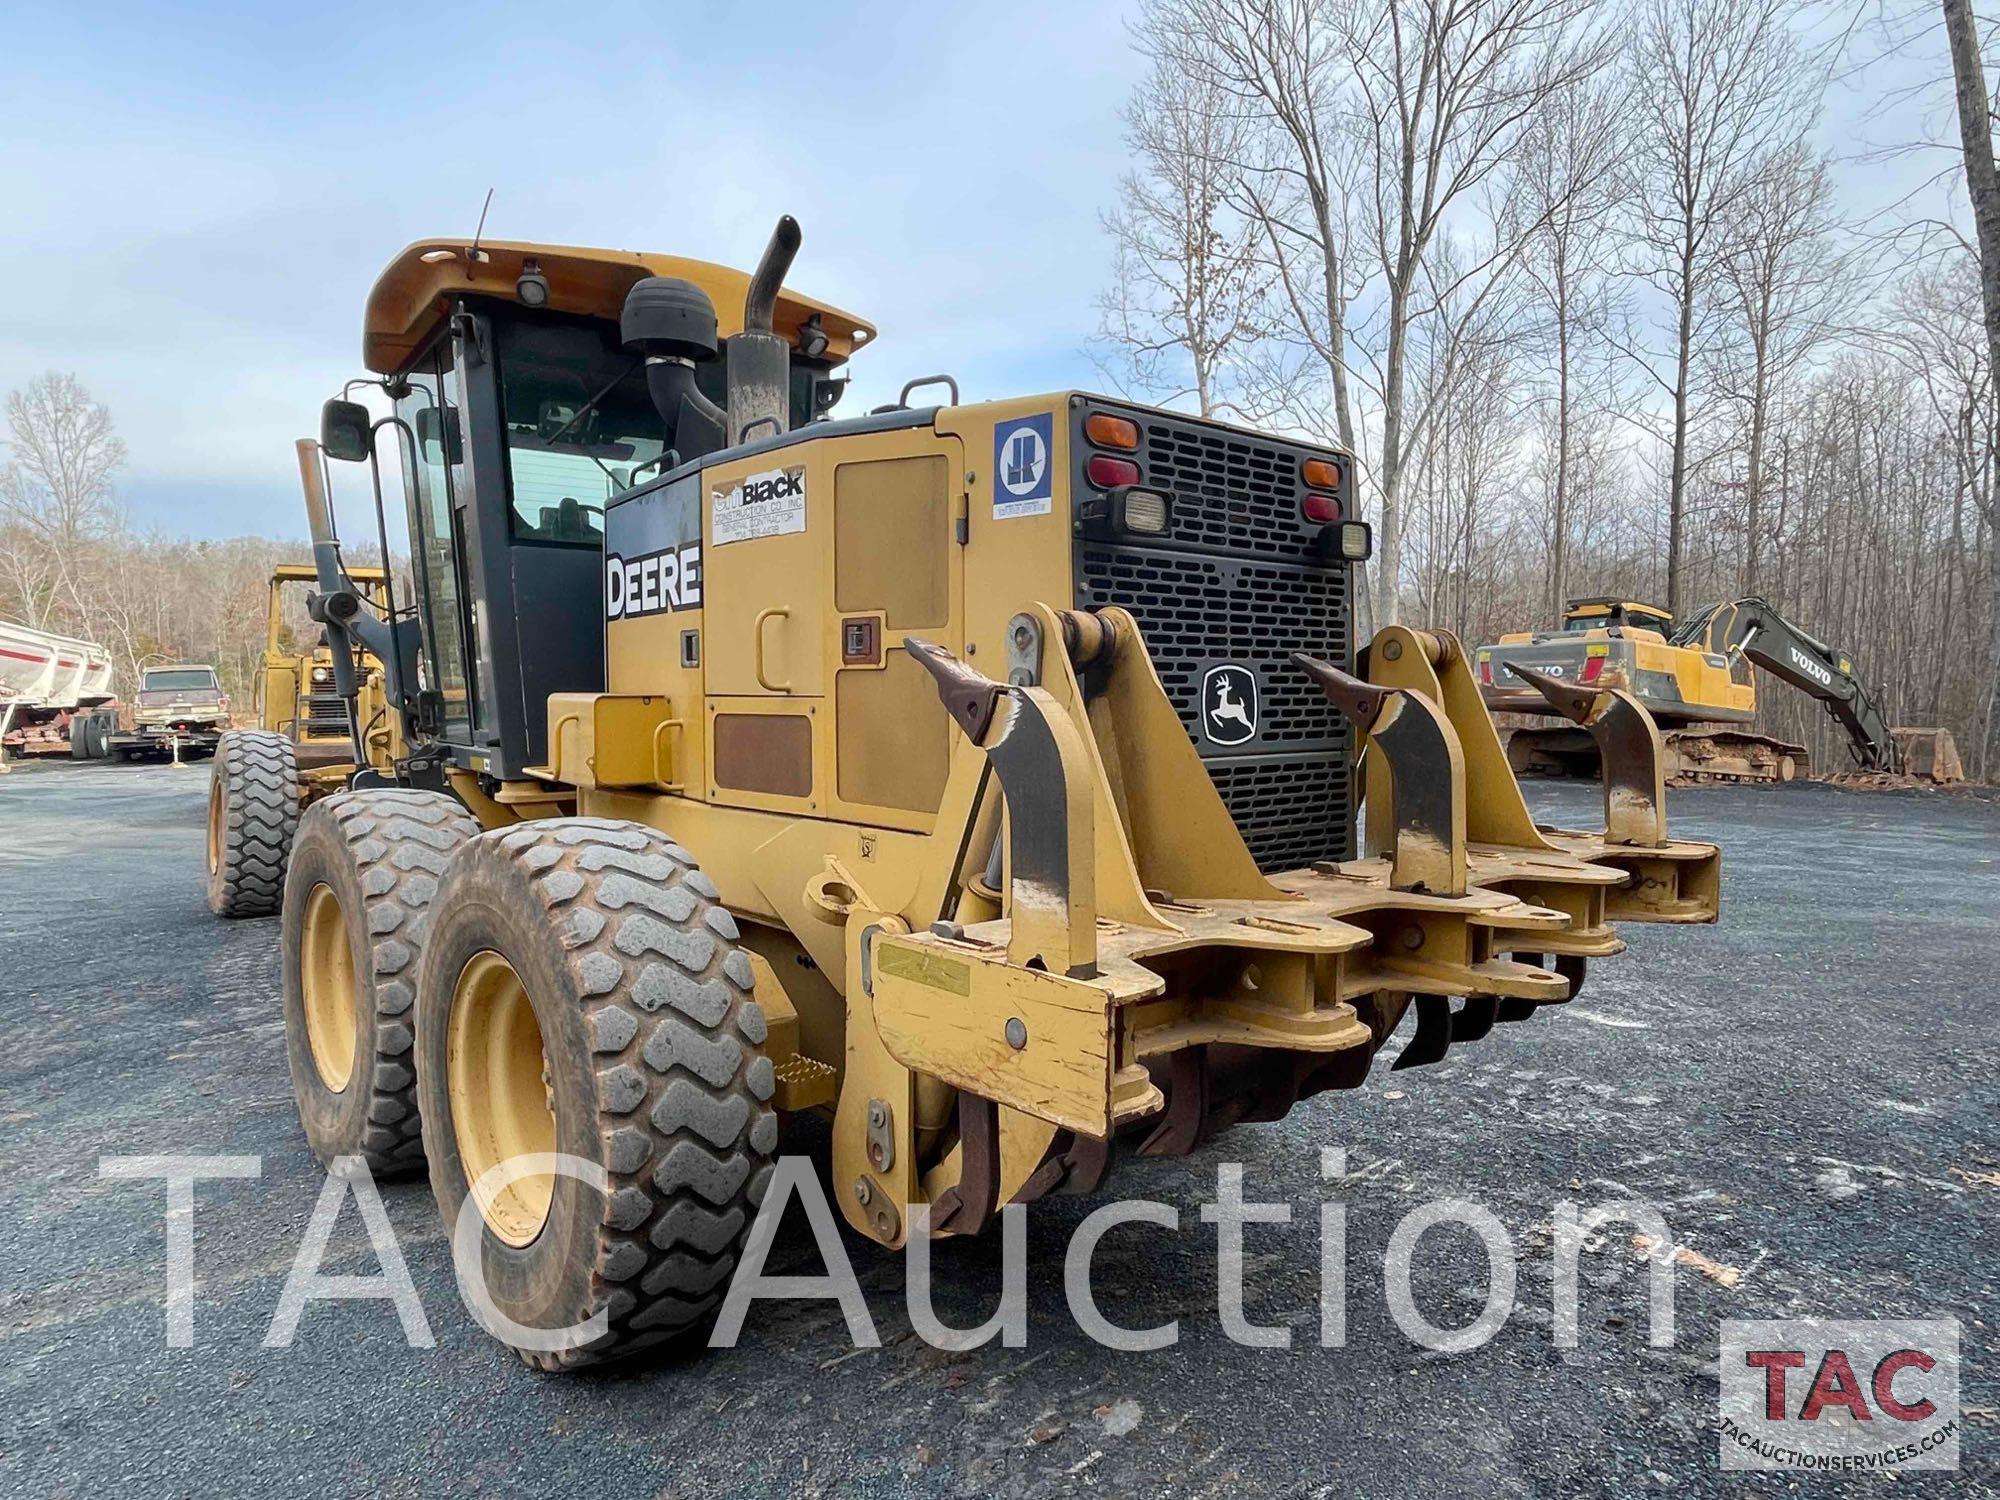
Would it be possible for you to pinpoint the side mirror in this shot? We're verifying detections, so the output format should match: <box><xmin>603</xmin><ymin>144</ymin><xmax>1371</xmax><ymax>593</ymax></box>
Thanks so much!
<box><xmin>320</xmin><ymin>399</ymin><xmax>373</xmax><ymax>463</ymax></box>
<box><xmin>415</xmin><ymin>405</ymin><xmax>464</xmax><ymax>465</ymax></box>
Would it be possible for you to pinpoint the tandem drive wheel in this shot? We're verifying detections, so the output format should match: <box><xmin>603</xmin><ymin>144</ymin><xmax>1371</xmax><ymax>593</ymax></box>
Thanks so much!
<box><xmin>279</xmin><ymin>790</ymin><xmax>482</xmax><ymax>1174</ymax></box>
<box><xmin>414</xmin><ymin>818</ymin><xmax>777</xmax><ymax>1370</ymax></box>
<box><xmin>206</xmin><ymin>729</ymin><xmax>298</xmax><ymax>917</ymax></box>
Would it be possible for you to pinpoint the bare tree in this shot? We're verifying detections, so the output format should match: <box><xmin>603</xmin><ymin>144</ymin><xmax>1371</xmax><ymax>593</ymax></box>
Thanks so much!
<box><xmin>1397</xmin><ymin>243</ymin><xmax>1528</xmax><ymax>638</ymax></box>
<box><xmin>1514</xmin><ymin>70</ymin><xmax>1628</xmax><ymax>616</ymax></box>
<box><xmin>0</xmin><ymin>373</ymin><xmax>128</xmax><ymax>630</ymax></box>
<box><xmin>1138</xmin><ymin>0</ymin><xmax>1366</xmax><ymax>451</ymax></box>
<box><xmin>1336</xmin><ymin>0</ymin><xmax>1613</xmax><ymax>623</ymax></box>
<box><xmin>1095</xmin><ymin>57</ymin><xmax>1271</xmax><ymax>415</ymax></box>
<box><xmin>1624</xmin><ymin>0</ymin><xmax>1815</xmax><ymax>613</ymax></box>
<box><xmin>1151</xmin><ymin>0</ymin><xmax>1613</xmax><ymax>623</ymax></box>
<box><xmin>1939</xmin><ymin>0</ymin><xmax>2000</xmax><ymax>773</ymax></box>
<box><xmin>1709</xmin><ymin>142</ymin><xmax>1849</xmax><ymax>593</ymax></box>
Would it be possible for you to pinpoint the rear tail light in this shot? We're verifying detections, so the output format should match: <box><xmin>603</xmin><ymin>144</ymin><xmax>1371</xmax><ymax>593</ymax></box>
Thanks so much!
<box><xmin>1084</xmin><ymin>413</ymin><xmax>1140</xmax><ymax>450</ymax></box>
<box><xmin>1303</xmin><ymin>457</ymin><xmax>1342</xmax><ymax>489</ymax></box>
<box><xmin>1085</xmin><ymin>454</ymin><xmax>1140</xmax><ymax>488</ymax></box>
<box><xmin>1302</xmin><ymin>493</ymin><xmax>1341</xmax><ymax>524</ymax></box>
<box><xmin>1479</xmin><ymin>657</ymin><xmax>1493</xmax><ymax>685</ymax></box>
<box><xmin>1579</xmin><ymin>657</ymin><xmax>1605</xmax><ymax>684</ymax></box>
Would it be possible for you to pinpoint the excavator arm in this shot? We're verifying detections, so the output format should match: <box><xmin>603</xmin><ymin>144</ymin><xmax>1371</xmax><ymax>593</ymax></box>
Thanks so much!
<box><xmin>1670</xmin><ymin>598</ymin><xmax>1897</xmax><ymax>773</ymax></box>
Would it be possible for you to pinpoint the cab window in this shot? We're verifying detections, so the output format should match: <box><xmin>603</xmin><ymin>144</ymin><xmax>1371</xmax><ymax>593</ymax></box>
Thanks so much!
<box><xmin>491</xmin><ymin>312</ymin><xmax>668</xmax><ymax>546</ymax></box>
<box><xmin>145</xmin><ymin>668</ymin><xmax>217</xmax><ymax>692</ymax></box>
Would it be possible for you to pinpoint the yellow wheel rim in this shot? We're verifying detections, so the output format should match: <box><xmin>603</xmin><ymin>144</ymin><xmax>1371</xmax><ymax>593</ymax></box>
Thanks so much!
<box><xmin>300</xmin><ymin>883</ymin><xmax>358</xmax><ymax>1091</ymax></box>
<box><xmin>206</xmin><ymin>776</ymin><xmax>223</xmax><ymax>876</ymax></box>
<box><xmin>447</xmin><ymin>950</ymin><xmax>556</xmax><ymax>1247</ymax></box>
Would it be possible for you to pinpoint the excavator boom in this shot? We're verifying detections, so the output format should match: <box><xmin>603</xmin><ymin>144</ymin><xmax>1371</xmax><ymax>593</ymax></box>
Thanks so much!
<box><xmin>1668</xmin><ymin>599</ymin><xmax>1895</xmax><ymax>773</ymax></box>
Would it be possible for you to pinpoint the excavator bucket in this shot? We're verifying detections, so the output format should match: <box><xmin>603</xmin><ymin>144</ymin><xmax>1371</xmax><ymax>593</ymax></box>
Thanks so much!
<box><xmin>1891</xmin><ymin>728</ymin><xmax>1964</xmax><ymax>784</ymax></box>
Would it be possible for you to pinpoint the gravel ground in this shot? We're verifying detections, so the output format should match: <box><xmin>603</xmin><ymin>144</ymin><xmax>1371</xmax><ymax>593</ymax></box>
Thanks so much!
<box><xmin>1</xmin><ymin>760</ymin><xmax>1995</xmax><ymax>1498</ymax></box>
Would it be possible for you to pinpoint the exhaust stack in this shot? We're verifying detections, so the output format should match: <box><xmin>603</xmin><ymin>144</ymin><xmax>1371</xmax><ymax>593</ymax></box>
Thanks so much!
<box><xmin>725</xmin><ymin>215</ymin><xmax>801</xmax><ymax>443</ymax></box>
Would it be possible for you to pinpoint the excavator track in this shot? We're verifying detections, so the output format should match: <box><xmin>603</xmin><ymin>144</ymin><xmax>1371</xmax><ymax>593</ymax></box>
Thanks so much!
<box><xmin>1504</xmin><ymin>724</ymin><xmax>1809</xmax><ymax>786</ymax></box>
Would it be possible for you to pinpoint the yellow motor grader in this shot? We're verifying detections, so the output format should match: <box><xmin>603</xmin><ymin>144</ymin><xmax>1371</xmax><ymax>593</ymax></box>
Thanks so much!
<box><xmin>255</xmin><ymin>562</ymin><xmax>397</xmax><ymax>766</ymax></box>
<box><xmin>206</xmin><ymin>563</ymin><xmax>404</xmax><ymax>916</ymax></box>
<box><xmin>264</xmin><ymin>216</ymin><xmax>1720</xmax><ymax>1368</ymax></box>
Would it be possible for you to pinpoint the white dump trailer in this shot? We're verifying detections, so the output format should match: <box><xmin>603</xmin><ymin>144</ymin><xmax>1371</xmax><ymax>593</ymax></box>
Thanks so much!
<box><xmin>0</xmin><ymin>618</ymin><xmax>118</xmax><ymax>762</ymax></box>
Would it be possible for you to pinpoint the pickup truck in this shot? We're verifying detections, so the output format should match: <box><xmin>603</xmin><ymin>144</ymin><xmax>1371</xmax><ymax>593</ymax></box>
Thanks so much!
<box><xmin>107</xmin><ymin>664</ymin><xmax>230</xmax><ymax>760</ymax></box>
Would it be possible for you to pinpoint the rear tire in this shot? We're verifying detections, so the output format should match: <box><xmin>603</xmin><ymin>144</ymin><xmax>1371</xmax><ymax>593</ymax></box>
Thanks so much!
<box><xmin>281</xmin><ymin>789</ymin><xmax>482</xmax><ymax>1175</ymax></box>
<box><xmin>206</xmin><ymin>730</ymin><xmax>299</xmax><ymax>916</ymax></box>
<box><xmin>415</xmin><ymin>817</ymin><xmax>776</xmax><ymax>1370</ymax></box>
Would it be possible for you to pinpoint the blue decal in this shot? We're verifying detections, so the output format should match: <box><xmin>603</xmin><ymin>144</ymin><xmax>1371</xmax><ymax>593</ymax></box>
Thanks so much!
<box><xmin>992</xmin><ymin>413</ymin><xmax>1053</xmax><ymax>517</ymax></box>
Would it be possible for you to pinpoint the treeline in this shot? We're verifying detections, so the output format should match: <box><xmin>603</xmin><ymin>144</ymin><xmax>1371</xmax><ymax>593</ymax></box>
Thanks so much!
<box><xmin>1098</xmin><ymin>0</ymin><xmax>1999</xmax><ymax>778</ymax></box>
<box><xmin>0</xmin><ymin>373</ymin><xmax>360</xmax><ymax>708</ymax></box>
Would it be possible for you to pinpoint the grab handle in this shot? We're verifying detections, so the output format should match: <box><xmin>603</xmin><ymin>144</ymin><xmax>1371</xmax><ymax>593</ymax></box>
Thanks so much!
<box><xmin>753</xmin><ymin>607</ymin><xmax>792</xmax><ymax>692</ymax></box>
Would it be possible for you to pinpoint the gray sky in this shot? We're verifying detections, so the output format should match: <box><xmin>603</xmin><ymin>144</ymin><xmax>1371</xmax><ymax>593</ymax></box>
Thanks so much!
<box><xmin>0</xmin><ymin>0</ymin><xmax>1968</xmax><ymax>541</ymax></box>
<box><xmin>0</xmin><ymin>0</ymin><xmax>1143</xmax><ymax>538</ymax></box>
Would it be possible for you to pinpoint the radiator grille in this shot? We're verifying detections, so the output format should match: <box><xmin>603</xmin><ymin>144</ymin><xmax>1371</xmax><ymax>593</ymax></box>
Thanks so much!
<box><xmin>301</xmin><ymin>693</ymin><xmax>347</xmax><ymax>735</ymax></box>
<box><xmin>1077</xmin><ymin>543</ymin><xmax>1352</xmax><ymax>871</ymax></box>
<box><xmin>1204</xmin><ymin>756</ymin><xmax>1351</xmax><ymax>874</ymax></box>
<box><xmin>1073</xmin><ymin>406</ymin><xmax>1356</xmax><ymax>872</ymax></box>
<box><xmin>1141</xmin><ymin>420</ymin><xmax>1308</xmax><ymax>553</ymax></box>
<box><xmin>1077</xmin><ymin>547</ymin><xmax>1349</xmax><ymax>751</ymax></box>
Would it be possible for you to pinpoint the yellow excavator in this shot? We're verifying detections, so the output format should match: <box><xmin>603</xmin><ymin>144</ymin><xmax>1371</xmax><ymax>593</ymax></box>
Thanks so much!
<box><xmin>1477</xmin><ymin>597</ymin><xmax>1962</xmax><ymax>784</ymax></box>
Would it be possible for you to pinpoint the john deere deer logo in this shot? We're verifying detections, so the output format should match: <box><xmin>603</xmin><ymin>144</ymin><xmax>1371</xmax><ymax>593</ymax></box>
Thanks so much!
<box><xmin>1202</xmin><ymin>664</ymin><xmax>1258</xmax><ymax>746</ymax></box>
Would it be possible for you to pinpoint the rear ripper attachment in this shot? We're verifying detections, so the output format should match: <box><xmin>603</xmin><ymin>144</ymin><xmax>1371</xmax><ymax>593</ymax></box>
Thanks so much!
<box><xmin>1301</xmin><ymin>627</ymin><xmax>1719</xmax><ymax>1044</ymax></box>
<box><xmin>841</xmin><ymin>606</ymin><xmax>1716</xmax><ymax>1246</ymax></box>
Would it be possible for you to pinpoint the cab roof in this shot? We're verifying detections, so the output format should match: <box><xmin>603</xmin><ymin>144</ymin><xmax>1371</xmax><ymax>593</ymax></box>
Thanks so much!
<box><xmin>362</xmin><ymin>239</ymin><xmax>876</xmax><ymax>376</ymax></box>
<box><xmin>1564</xmin><ymin>597</ymin><xmax>1672</xmax><ymax>620</ymax></box>
<box><xmin>271</xmin><ymin>563</ymin><xmax>388</xmax><ymax>582</ymax></box>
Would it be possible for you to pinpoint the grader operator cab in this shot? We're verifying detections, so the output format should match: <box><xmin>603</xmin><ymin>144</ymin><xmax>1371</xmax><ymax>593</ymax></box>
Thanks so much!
<box><xmin>231</xmin><ymin>216</ymin><xmax>1722</xmax><ymax>1368</ymax></box>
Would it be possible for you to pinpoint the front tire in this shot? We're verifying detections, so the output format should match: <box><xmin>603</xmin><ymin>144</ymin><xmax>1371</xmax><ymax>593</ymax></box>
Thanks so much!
<box><xmin>280</xmin><ymin>789</ymin><xmax>481</xmax><ymax>1174</ymax></box>
<box><xmin>207</xmin><ymin>729</ymin><xmax>299</xmax><ymax>916</ymax></box>
<box><xmin>415</xmin><ymin>818</ymin><xmax>777</xmax><ymax>1370</ymax></box>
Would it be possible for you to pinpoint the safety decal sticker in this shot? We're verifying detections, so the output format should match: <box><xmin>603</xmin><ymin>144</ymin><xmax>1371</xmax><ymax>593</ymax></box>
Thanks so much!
<box><xmin>992</xmin><ymin>413</ymin><xmax>1053</xmax><ymax>519</ymax></box>
<box><xmin>712</xmin><ymin>464</ymin><xmax>808</xmax><ymax>545</ymax></box>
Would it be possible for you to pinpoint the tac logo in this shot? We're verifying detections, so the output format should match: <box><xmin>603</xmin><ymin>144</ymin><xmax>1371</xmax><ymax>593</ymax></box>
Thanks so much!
<box><xmin>1202</xmin><ymin>663</ymin><xmax>1258</xmax><ymax>746</ymax></box>
<box><xmin>992</xmin><ymin>413</ymin><xmax>1053</xmax><ymax>518</ymax></box>
<box><xmin>1719</xmin><ymin>1319</ymin><xmax>1960</xmax><ymax>1472</ymax></box>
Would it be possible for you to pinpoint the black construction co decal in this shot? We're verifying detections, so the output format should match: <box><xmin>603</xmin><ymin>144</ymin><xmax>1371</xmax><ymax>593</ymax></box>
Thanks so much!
<box><xmin>606</xmin><ymin>543</ymin><xmax>702</xmax><ymax>620</ymax></box>
<box><xmin>1202</xmin><ymin>663</ymin><xmax>1258</xmax><ymax>746</ymax></box>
